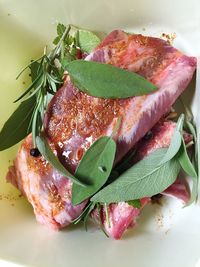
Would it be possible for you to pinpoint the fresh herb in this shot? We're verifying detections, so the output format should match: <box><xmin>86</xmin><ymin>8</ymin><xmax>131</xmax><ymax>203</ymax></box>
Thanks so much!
<box><xmin>15</xmin><ymin>26</ymin><xmax>73</xmax><ymax>146</ymax></box>
<box><xmin>36</xmin><ymin>135</ymin><xmax>86</xmax><ymax>187</ymax></box>
<box><xmin>91</xmin><ymin>148</ymin><xmax>180</xmax><ymax>203</ymax></box>
<box><xmin>82</xmin><ymin>202</ymin><xmax>97</xmax><ymax>230</ymax></box>
<box><xmin>0</xmin><ymin>23</ymin><xmax>158</xmax><ymax>152</ymax></box>
<box><xmin>179</xmin><ymin>138</ymin><xmax>197</xmax><ymax>178</ymax></box>
<box><xmin>179</xmin><ymin>98</ymin><xmax>199</xmax><ymax>204</ymax></box>
<box><xmin>104</xmin><ymin>203</ymin><xmax>111</xmax><ymax>228</ymax></box>
<box><xmin>179</xmin><ymin>138</ymin><xmax>198</xmax><ymax>205</ymax></box>
<box><xmin>72</xmin><ymin>202</ymin><xmax>96</xmax><ymax>225</ymax></box>
<box><xmin>127</xmin><ymin>199</ymin><xmax>142</xmax><ymax>209</ymax></box>
<box><xmin>53</xmin><ymin>23</ymin><xmax>67</xmax><ymax>45</ymax></box>
<box><xmin>78</xmin><ymin>29</ymin><xmax>101</xmax><ymax>53</ymax></box>
<box><xmin>72</xmin><ymin>136</ymin><xmax>116</xmax><ymax>205</ymax></box>
<box><xmin>64</xmin><ymin>60</ymin><xmax>158</xmax><ymax>99</ymax></box>
<box><xmin>91</xmin><ymin>114</ymin><xmax>198</xmax><ymax>205</ymax></box>
<box><xmin>160</xmin><ymin>114</ymin><xmax>184</xmax><ymax>164</ymax></box>
<box><xmin>96</xmin><ymin>203</ymin><xmax>109</xmax><ymax>237</ymax></box>
<box><xmin>0</xmin><ymin>25</ymin><xmax>72</xmax><ymax>150</ymax></box>
<box><xmin>186</xmin><ymin>120</ymin><xmax>198</xmax><ymax>167</ymax></box>
<box><xmin>0</xmin><ymin>96</ymin><xmax>36</xmax><ymax>151</ymax></box>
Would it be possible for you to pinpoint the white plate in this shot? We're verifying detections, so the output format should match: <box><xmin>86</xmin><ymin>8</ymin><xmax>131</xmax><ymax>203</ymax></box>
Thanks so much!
<box><xmin>0</xmin><ymin>0</ymin><xmax>200</xmax><ymax>266</ymax></box>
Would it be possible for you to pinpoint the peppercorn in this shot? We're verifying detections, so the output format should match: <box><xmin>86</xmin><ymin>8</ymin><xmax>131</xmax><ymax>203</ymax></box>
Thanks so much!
<box><xmin>30</xmin><ymin>148</ymin><xmax>40</xmax><ymax>157</ymax></box>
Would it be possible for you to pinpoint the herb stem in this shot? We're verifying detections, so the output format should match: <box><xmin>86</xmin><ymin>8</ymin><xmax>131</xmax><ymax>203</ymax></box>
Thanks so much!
<box><xmin>104</xmin><ymin>203</ymin><xmax>111</xmax><ymax>228</ymax></box>
<box><xmin>16</xmin><ymin>56</ymin><xmax>44</xmax><ymax>80</ymax></box>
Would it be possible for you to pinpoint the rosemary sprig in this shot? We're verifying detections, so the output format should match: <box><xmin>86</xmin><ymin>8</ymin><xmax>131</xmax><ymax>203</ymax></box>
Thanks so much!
<box><xmin>14</xmin><ymin>25</ymin><xmax>77</xmax><ymax>147</ymax></box>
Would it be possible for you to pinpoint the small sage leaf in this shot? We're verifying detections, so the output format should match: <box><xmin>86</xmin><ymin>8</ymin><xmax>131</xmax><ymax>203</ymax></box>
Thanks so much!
<box><xmin>178</xmin><ymin>138</ymin><xmax>198</xmax><ymax>205</ymax></box>
<box><xmin>72</xmin><ymin>136</ymin><xmax>116</xmax><ymax>205</ymax></box>
<box><xmin>178</xmin><ymin>139</ymin><xmax>197</xmax><ymax>178</ymax></box>
<box><xmin>78</xmin><ymin>30</ymin><xmax>101</xmax><ymax>53</ymax></box>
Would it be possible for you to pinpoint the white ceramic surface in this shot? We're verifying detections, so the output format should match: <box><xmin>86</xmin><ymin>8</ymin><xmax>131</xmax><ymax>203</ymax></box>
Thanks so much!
<box><xmin>0</xmin><ymin>1</ymin><xmax>200</xmax><ymax>266</ymax></box>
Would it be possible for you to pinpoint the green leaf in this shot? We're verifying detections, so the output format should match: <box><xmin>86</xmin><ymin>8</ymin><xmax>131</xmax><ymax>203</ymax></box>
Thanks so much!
<box><xmin>178</xmin><ymin>139</ymin><xmax>197</xmax><ymax>178</ymax></box>
<box><xmin>53</xmin><ymin>24</ymin><xmax>67</xmax><ymax>45</ymax></box>
<box><xmin>72</xmin><ymin>136</ymin><xmax>116</xmax><ymax>205</ymax></box>
<box><xmin>0</xmin><ymin>96</ymin><xmax>36</xmax><ymax>151</ymax></box>
<box><xmin>127</xmin><ymin>199</ymin><xmax>142</xmax><ymax>209</ymax></box>
<box><xmin>78</xmin><ymin>30</ymin><xmax>100</xmax><ymax>53</ymax></box>
<box><xmin>53</xmin><ymin>36</ymin><xmax>60</xmax><ymax>45</ymax></box>
<box><xmin>30</xmin><ymin>61</ymin><xmax>41</xmax><ymax>81</ymax></box>
<box><xmin>160</xmin><ymin>114</ymin><xmax>184</xmax><ymax>165</ymax></box>
<box><xmin>83</xmin><ymin>202</ymin><xmax>96</xmax><ymax>230</ymax></box>
<box><xmin>72</xmin><ymin>201</ymin><xmax>95</xmax><ymax>225</ymax></box>
<box><xmin>36</xmin><ymin>135</ymin><xmax>86</xmax><ymax>187</ymax></box>
<box><xmin>178</xmin><ymin>138</ymin><xmax>198</xmax><ymax>205</ymax></box>
<box><xmin>64</xmin><ymin>60</ymin><xmax>158</xmax><ymax>99</ymax></box>
<box><xmin>57</xmin><ymin>23</ymin><xmax>66</xmax><ymax>36</ymax></box>
<box><xmin>186</xmin><ymin>120</ymin><xmax>198</xmax><ymax>169</ymax></box>
<box><xmin>16</xmin><ymin>56</ymin><xmax>44</xmax><ymax>80</ymax></box>
<box><xmin>91</xmin><ymin>149</ymin><xmax>180</xmax><ymax>203</ymax></box>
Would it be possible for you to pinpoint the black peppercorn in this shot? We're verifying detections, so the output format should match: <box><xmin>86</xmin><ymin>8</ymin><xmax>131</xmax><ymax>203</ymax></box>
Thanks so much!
<box><xmin>30</xmin><ymin>148</ymin><xmax>40</xmax><ymax>157</ymax></box>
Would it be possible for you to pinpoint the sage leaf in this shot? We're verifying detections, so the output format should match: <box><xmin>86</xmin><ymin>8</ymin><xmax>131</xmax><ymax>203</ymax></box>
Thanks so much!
<box><xmin>0</xmin><ymin>96</ymin><xmax>36</xmax><ymax>151</ymax></box>
<box><xmin>91</xmin><ymin>149</ymin><xmax>180</xmax><ymax>203</ymax></box>
<box><xmin>78</xmin><ymin>30</ymin><xmax>101</xmax><ymax>53</ymax></box>
<box><xmin>72</xmin><ymin>136</ymin><xmax>116</xmax><ymax>205</ymax></box>
<box><xmin>36</xmin><ymin>135</ymin><xmax>86</xmax><ymax>187</ymax></box>
<box><xmin>179</xmin><ymin>139</ymin><xmax>197</xmax><ymax>178</ymax></box>
<box><xmin>160</xmin><ymin>114</ymin><xmax>184</xmax><ymax>165</ymax></box>
<box><xmin>64</xmin><ymin>60</ymin><xmax>158</xmax><ymax>99</ymax></box>
<box><xmin>178</xmin><ymin>138</ymin><xmax>198</xmax><ymax>205</ymax></box>
<box><xmin>186</xmin><ymin>120</ymin><xmax>198</xmax><ymax>169</ymax></box>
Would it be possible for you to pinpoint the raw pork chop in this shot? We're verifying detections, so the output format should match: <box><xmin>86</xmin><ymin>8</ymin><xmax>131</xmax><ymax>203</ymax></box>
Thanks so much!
<box><xmin>44</xmin><ymin>30</ymin><xmax>196</xmax><ymax>170</ymax></box>
<box><xmin>7</xmin><ymin>30</ymin><xmax>196</xmax><ymax>230</ymax></box>
<box><xmin>92</xmin><ymin>120</ymin><xmax>191</xmax><ymax>239</ymax></box>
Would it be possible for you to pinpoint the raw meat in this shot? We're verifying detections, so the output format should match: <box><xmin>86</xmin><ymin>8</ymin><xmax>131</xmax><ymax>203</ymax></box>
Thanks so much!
<box><xmin>7</xmin><ymin>30</ymin><xmax>196</xmax><ymax>230</ymax></box>
<box><xmin>6</xmin><ymin>135</ymin><xmax>87</xmax><ymax>229</ymax></box>
<box><xmin>44</xmin><ymin>30</ymin><xmax>196</xmax><ymax>170</ymax></box>
<box><xmin>92</xmin><ymin>120</ymin><xmax>191</xmax><ymax>239</ymax></box>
